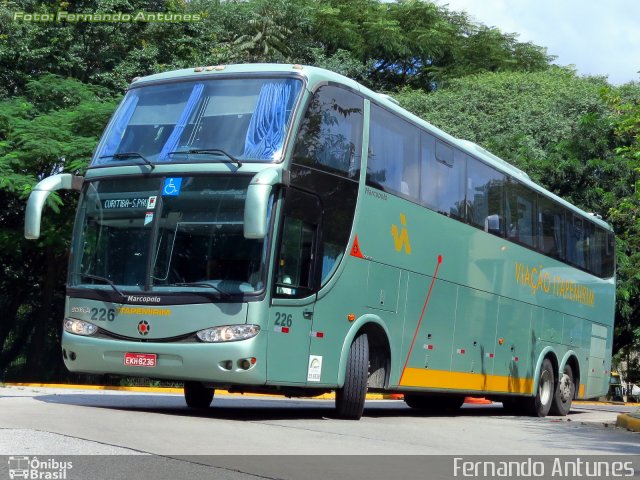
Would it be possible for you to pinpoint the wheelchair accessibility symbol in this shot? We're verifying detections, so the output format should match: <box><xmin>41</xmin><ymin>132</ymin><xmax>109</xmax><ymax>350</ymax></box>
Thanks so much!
<box><xmin>163</xmin><ymin>177</ymin><xmax>182</xmax><ymax>196</ymax></box>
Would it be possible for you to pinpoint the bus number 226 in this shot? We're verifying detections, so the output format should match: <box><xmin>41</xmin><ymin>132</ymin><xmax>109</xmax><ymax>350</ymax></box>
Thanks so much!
<box><xmin>274</xmin><ymin>312</ymin><xmax>292</xmax><ymax>327</ymax></box>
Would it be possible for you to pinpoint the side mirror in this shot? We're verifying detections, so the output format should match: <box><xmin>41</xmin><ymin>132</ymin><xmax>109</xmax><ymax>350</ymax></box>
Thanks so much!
<box><xmin>24</xmin><ymin>173</ymin><xmax>83</xmax><ymax>239</ymax></box>
<box><xmin>244</xmin><ymin>168</ymin><xmax>285</xmax><ymax>239</ymax></box>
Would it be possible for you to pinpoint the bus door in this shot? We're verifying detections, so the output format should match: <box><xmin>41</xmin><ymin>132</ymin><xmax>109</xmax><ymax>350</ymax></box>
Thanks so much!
<box><xmin>266</xmin><ymin>188</ymin><xmax>322</xmax><ymax>384</ymax></box>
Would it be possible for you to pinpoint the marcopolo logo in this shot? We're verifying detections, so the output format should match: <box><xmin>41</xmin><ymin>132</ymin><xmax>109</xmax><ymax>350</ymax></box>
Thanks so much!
<box><xmin>138</xmin><ymin>320</ymin><xmax>150</xmax><ymax>336</ymax></box>
<box><xmin>8</xmin><ymin>456</ymin><xmax>72</xmax><ymax>480</ymax></box>
<box><xmin>126</xmin><ymin>295</ymin><xmax>161</xmax><ymax>303</ymax></box>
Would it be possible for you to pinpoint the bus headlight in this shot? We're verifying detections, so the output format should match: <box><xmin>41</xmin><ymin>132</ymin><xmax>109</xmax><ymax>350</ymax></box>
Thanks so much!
<box><xmin>196</xmin><ymin>325</ymin><xmax>260</xmax><ymax>343</ymax></box>
<box><xmin>64</xmin><ymin>318</ymin><xmax>98</xmax><ymax>336</ymax></box>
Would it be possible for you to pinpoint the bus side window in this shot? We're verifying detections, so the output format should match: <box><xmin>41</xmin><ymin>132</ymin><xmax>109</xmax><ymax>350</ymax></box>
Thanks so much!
<box><xmin>420</xmin><ymin>136</ymin><xmax>466</xmax><ymax>219</ymax></box>
<box><xmin>466</xmin><ymin>156</ymin><xmax>505</xmax><ymax>236</ymax></box>
<box><xmin>366</xmin><ymin>104</ymin><xmax>419</xmax><ymax>199</ymax></box>
<box><xmin>537</xmin><ymin>195</ymin><xmax>565</xmax><ymax>259</ymax></box>
<box><xmin>566</xmin><ymin>215</ymin><xmax>588</xmax><ymax>270</ymax></box>
<box><xmin>274</xmin><ymin>188</ymin><xmax>321</xmax><ymax>298</ymax></box>
<box><xmin>293</xmin><ymin>86</ymin><xmax>363</xmax><ymax>179</ymax></box>
<box><xmin>276</xmin><ymin>217</ymin><xmax>316</xmax><ymax>296</ymax></box>
<box><xmin>506</xmin><ymin>179</ymin><xmax>537</xmax><ymax>248</ymax></box>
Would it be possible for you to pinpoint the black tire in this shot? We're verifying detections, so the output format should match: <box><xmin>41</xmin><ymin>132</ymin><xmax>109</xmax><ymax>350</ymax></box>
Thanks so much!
<box><xmin>404</xmin><ymin>394</ymin><xmax>464</xmax><ymax>412</ymax></box>
<box><xmin>336</xmin><ymin>333</ymin><xmax>369</xmax><ymax>420</ymax></box>
<box><xmin>523</xmin><ymin>358</ymin><xmax>555</xmax><ymax>417</ymax></box>
<box><xmin>550</xmin><ymin>364</ymin><xmax>574</xmax><ymax>416</ymax></box>
<box><xmin>184</xmin><ymin>381</ymin><xmax>214</xmax><ymax>409</ymax></box>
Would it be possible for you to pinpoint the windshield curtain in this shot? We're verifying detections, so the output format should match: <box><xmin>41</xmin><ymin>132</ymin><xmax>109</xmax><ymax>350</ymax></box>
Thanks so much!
<box><xmin>92</xmin><ymin>77</ymin><xmax>302</xmax><ymax>166</ymax></box>
<box><xmin>70</xmin><ymin>176</ymin><xmax>269</xmax><ymax>296</ymax></box>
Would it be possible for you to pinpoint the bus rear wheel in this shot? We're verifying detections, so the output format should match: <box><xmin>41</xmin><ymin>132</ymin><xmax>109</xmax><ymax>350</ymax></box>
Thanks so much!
<box><xmin>524</xmin><ymin>358</ymin><xmax>555</xmax><ymax>417</ymax></box>
<box><xmin>550</xmin><ymin>364</ymin><xmax>574</xmax><ymax>416</ymax></box>
<box><xmin>404</xmin><ymin>394</ymin><xmax>464</xmax><ymax>412</ymax></box>
<box><xmin>184</xmin><ymin>381</ymin><xmax>214</xmax><ymax>409</ymax></box>
<box><xmin>336</xmin><ymin>333</ymin><xmax>369</xmax><ymax>420</ymax></box>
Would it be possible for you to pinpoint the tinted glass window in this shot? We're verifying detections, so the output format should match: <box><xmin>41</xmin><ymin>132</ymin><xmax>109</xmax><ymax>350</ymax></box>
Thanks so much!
<box><xmin>604</xmin><ymin>232</ymin><xmax>615</xmax><ymax>277</ymax></box>
<box><xmin>275</xmin><ymin>188</ymin><xmax>321</xmax><ymax>298</ymax></box>
<box><xmin>420</xmin><ymin>135</ymin><xmax>466</xmax><ymax>219</ymax></box>
<box><xmin>537</xmin><ymin>195</ymin><xmax>565</xmax><ymax>260</ymax></box>
<box><xmin>506</xmin><ymin>180</ymin><xmax>536</xmax><ymax>248</ymax></box>
<box><xmin>466</xmin><ymin>157</ymin><xmax>505</xmax><ymax>235</ymax></box>
<box><xmin>293</xmin><ymin>86</ymin><xmax>363</xmax><ymax>179</ymax></box>
<box><xmin>94</xmin><ymin>77</ymin><xmax>302</xmax><ymax>165</ymax></box>
<box><xmin>71</xmin><ymin>176</ymin><xmax>268</xmax><ymax>296</ymax></box>
<box><xmin>367</xmin><ymin>105</ymin><xmax>420</xmax><ymax>198</ymax></box>
<box><xmin>566</xmin><ymin>214</ymin><xmax>589</xmax><ymax>270</ymax></box>
<box><xmin>289</xmin><ymin>164</ymin><xmax>358</xmax><ymax>286</ymax></box>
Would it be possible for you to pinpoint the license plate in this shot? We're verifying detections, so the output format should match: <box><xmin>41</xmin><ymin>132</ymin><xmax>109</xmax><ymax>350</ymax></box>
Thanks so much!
<box><xmin>124</xmin><ymin>352</ymin><xmax>157</xmax><ymax>367</ymax></box>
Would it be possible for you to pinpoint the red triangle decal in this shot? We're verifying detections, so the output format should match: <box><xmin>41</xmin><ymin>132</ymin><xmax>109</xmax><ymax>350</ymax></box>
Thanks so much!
<box><xmin>350</xmin><ymin>235</ymin><xmax>364</xmax><ymax>258</ymax></box>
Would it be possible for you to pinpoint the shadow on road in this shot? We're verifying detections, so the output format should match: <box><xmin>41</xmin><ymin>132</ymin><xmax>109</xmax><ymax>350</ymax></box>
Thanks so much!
<box><xmin>34</xmin><ymin>392</ymin><xmax>577</xmax><ymax>422</ymax></box>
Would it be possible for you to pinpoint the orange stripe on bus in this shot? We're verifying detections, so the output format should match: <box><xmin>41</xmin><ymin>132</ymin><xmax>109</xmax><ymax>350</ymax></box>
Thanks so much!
<box><xmin>399</xmin><ymin>368</ymin><xmax>534</xmax><ymax>394</ymax></box>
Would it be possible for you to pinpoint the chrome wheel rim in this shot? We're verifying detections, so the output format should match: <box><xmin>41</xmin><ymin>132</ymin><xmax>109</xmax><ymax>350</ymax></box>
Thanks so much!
<box><xmin>539</xmin><ymin>369</ymin><xmax>552</xmax><ymax>405</ymax></box>
<box><xmin>559</xmin><ymin>373</ymin><xmax>573</xmax><ymax>402</ymax></box>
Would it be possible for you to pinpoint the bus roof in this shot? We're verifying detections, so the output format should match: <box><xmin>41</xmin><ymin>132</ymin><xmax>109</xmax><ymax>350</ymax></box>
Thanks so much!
<box><xmin>131</xmin><ymin>64</ymin><xmax>612</xmax><ymax>231</ymax></box>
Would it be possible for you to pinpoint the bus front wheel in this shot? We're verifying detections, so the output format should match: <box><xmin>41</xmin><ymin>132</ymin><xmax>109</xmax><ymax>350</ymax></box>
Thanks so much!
<box><xmin>550</xmin><ymin>364</ymin><xmax>574</xmax><ymax>416</ymax></box>
<box><xmin>184</xmin><ymin>381</ymin><xmax>214</xmax><ymax>409</ymax></box>
<box><xmin>524</xmin><ymin>358</ymin><xmax>555</xmax><ymax>417</ymax></box>
<box><xmin>336</xmin><ymin>333</ymin><xmax>369</xmax><ymax>420</ymax></box>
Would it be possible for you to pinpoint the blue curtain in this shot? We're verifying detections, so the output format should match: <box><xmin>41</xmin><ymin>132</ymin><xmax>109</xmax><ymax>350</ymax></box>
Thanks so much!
<box><xmin>158</xmin><ymin>83</ymin><xmax>205</xmax><ymax>161</ymax></box>
<box><xmin>97</xmin><ymin>91</ymin><xmax>140</xmax><ymax>160</ymax></box>
<box><xmin>243</xmin><ymin>81</ymin><xmax>300</xmax><ymax>159</ymax></box>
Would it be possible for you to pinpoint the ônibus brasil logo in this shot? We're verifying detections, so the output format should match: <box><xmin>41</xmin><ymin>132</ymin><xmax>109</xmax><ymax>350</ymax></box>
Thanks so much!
<box><xmin>8</xmin><ymin>456</ymin><xmax>72</xmax><ymax>479</ymax></box>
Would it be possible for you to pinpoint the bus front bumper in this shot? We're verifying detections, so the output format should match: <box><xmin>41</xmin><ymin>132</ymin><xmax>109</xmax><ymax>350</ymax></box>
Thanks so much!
<box><xmin>61</xmin><ymin>331</ymin><xmax>267</xmax><ymax>385</ymax></box>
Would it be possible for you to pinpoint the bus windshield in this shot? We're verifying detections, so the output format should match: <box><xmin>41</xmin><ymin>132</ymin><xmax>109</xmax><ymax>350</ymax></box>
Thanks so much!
<box><xmin>91</xmin><ymin>76</ymin><xmax>302</xmax><ymax>167</ymax></box>
<box><xmin>70</xmin><ymin>175</ymin><xmax>269</xmax><ymax>297</ymax></box>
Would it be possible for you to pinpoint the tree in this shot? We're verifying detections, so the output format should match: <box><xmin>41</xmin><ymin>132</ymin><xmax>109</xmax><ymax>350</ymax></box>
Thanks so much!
<box><xmin>0</xmin><ymin>0</ymin><xmax>562</xmax><ymax>382</ymax></box>
<box><xmin>232</xmin><ymin>1</ymin><xmax>294</xmax><ymax>62</ymax></box>
<box><xmin>605</xmin><ymin>87</ymin><xmax>640</xmax><ymax>365</ymax></box>
<box><xmin>0</xmin><ymin>75</ymin><xmax>117</xmax><ymax>380</ymax></box>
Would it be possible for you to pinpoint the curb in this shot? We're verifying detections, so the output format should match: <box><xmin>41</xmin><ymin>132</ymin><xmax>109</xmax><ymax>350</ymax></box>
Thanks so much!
<box><xmin>574</xmin><ymin>400</ymin><xmax>640</xmax><ymax>407</ymax></box>
<box><xmin>616</xmin><ymin>413</ymin><xmax>640</xmax><ymax>432</ymax></box>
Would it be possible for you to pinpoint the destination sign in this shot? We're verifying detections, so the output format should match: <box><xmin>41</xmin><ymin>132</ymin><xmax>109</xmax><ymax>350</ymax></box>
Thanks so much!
<box><xmin>103</xmin><ymin>198</ymin><xmax>150</xmax><ymax>209</ymax></box>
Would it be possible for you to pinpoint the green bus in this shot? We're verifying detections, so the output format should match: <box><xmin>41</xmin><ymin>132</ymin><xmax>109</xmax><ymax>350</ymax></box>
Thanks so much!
<box><xmin>24</xmin><ymin>64</ymin><xmax>615</xmax><ymax>420</ymax></box>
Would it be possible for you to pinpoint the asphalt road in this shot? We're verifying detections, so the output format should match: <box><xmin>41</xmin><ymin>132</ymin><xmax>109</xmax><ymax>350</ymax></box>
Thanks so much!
<box><xmin>0</xmin><ymin>386</ymin><xmax>638</xmax><ymax>480</ymax></box>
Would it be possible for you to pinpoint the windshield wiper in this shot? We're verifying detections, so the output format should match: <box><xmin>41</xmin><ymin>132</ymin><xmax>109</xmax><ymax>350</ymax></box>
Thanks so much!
<box><xmin>77</xmin><ymin>273</ymin><xmax>127</xmax><ymax>300</ymax></box>
<box><xmin>100</xmin><ymin>152</ymin><xmax>155</xmax><ymax>170</ymax></box>
<box><xmin>173</xmin><ymin>281</ymin><xmax>233</xmax><ymax>299</ymax></box>
<box><xmin>167</xmin><ymin>148</ymin><xmax>242</xmax><ymax>167</ymax></box>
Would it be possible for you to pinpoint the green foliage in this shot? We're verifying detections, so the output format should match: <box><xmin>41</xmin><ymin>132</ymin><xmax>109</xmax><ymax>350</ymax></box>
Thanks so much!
<box><xmin>0</xmin><ymin>74</ymin><xmax>116</xmax><ymax>380</ymax></box>
<box><xmin>303</xmin><ymin>0</ymin><xmax>553</xmax><ymax>91</ymax></box>
<box><xmin>1</xmin><ymin>0</ymin><xmax>555</xmax><ymax>98</ymax></box>
<box><xmin>4</xmin><ymin>0</ymin><xmax>638</xmax><ymax>381</ymax></box>
<box><xmin>604</xmin><ymin>88</ymin><xmax>640</xmax><ymax>365</ymax></box>
<box><xmin>0</xmin><ymin>75</ymin><xmax>117</xmax><ymax>192</ymax></box>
